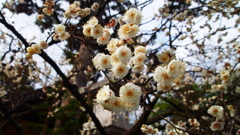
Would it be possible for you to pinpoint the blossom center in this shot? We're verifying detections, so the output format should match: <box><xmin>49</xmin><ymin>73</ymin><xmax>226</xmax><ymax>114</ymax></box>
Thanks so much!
<box><xmin>126</xmin><ymin>90</ymin><xmax>133</xmax><ymax>96</ymax></box>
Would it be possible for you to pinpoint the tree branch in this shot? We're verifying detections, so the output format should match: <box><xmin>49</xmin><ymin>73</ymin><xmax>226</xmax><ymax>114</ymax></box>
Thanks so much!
<box><xmin>0</xmin><ymin>11</ymin><xmax>107</xmax><ymax>135</ymax></box>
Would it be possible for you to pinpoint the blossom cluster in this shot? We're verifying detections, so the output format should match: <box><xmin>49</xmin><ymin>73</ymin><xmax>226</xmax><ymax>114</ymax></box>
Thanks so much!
<box><xmin>141</xmin><ymin>124</ymin><xmax>158</xmax><ymax>134</ymax></box>
<box><xmin>165</xmin><ymin>121</ymin><xmax>189</xmax><ymax>135</ymax></box>
<box><xmin>96</xmin><ymin>83</ymin><xmax>142</xmax><ymax>112</ymax></box>
<box><xmin>211</xmin><ymin>68</ymin><xmax>231</xmax><ymax>93</ymax></box>
<box><xmin>26</xmin><ymin>41</ymin><xmax>48</xmax><ymax>59</ymax></box>
<box><xmin>188</xmin><ymin>118</ymin><xmax>200</xmax><ymax>127</ymax></box>
<box><xmin>64</xmin><ymin>1</ymin><xmax>91</xmax><ymax>19</ymax></box>
<box><xmin>53</xmin><ymin>24</ymin><xmax>70</xmax><ymax>41</ymax></box>
<box><xmin>42</xmin><ymin>0</ymin><xmax>54</xmax><ymax>15</ymax></box>
<box><xmin>153</xmin><ymin>59</ymin><xmax>186</xmax><ymax>92</ymax></box>
<box><xmin>118</xmin><ymin>8</ymin><xmax>142</xmax><ymax>39</ymax></box>
<box><xmin>88</xmin><ymin>8</ymin><xmax>146</xmax><ymax>79</ymax></box>
<box><xmin>83</xmin><ymin>16</ymin><xmax>111</xmax><ymax>44</ymax></box>
<box><xmin>207</xmin><ymin>105</ymin><xmax>225</xmax><ymax>131</ymax></box>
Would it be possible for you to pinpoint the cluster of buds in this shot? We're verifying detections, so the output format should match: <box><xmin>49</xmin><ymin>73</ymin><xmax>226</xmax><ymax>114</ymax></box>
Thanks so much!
<box><xmin>42</xmin><ymin>0</ymin><xmax>54</xmax><ymax>15</ymax></box>
<box><xmin>141</xmin><ymin>124</ymin><xmax>158</xmax><ymax>134</ymax></box>
<box><xmin>52</xmin><ymin>24</ymin><xmax>70</xmax><ymax>41</ymax></box>
<box><xmin>96</xmin><ymin>83</ymin><xmax>141</xmax><ymax>112</ymax></box>
<box><xmin>64</xmin><ymin>1</ymin><xmax>91</xmax><ymax>19</ymax></box>
<box><xmin>26</xmin><ymin>41</ymin><xmax>48</xmax><ymax>59</ymax></box>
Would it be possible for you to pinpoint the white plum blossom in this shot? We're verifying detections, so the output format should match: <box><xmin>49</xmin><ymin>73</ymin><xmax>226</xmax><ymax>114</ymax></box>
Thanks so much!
<box><xmin>91</xmin><ymin>24</ymin><xmax>103</xmax><ymax>39</ymax></box>
<box><xmin>112</xmin><ymin>62</ymin><xmax>129</xmax><ymax>78</ymax></box>
<box><xmin>207</xmin><ymin>105</ymin><xmax>224</xmax><ymax>118</ymax></box>
<box><xmin>115</xmin><ymin>45</ymin><xmax>132</xmax><ymax>63</ymax></box>
<box><xmin>119</xmin><ymin>83</ymin><xmax>142</xmax><ymax>103</ymax></box>
<box><xmin>124</xmin><ymin>8</ymin><xmax>142</xmax><ymax>25</ymax></box>
<box><xmin>55</xmin><ymin>24</ymin><xmax>65</xmax><ymax>34</ymax></box>
<box><xmin>96</xmin><ymin>85</ymin><xmax>115</xmax><ymax>105</ymax></box>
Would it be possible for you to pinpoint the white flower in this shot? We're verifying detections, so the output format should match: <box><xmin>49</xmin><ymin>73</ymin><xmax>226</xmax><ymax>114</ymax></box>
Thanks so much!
<box><xmin>157</xmin><ymin>51</ymin><xmax>170</xmax><ymax>64</ymax></box>
<box><xmin>73</xmin><ymin>1</ymin><xmax>81</xmax><ymax>7</ymax></box>
<box><xmin>165</xmin><ymin>123</ymin><xmax>174</xmax><ymax>132</ymax></box>
<box><xmin>133</xmin><ymin>52</ymin><xmax>146</xmax><ymax>65</ymax></box>
<box><xmin>39</xmin><ymin>40</ymin><xmax>48</xmax><ymax>49</ymax></box>
<box><xmin>134</xmin><ymin>46</ymin><xmax>147</xmax><ymax>55</ymax></box>
<box><xmin>92</xmin><ymin>53</ymin><xmax>104</xmax><ymax>70</ymax></box>
<box><xmin>210</xmin><ymin>122</ymin><xmax>224</xmax><ymax>131</ymax></box>
<box><xmin>115</xmin><ymin>45</ymin><xmax>132</xmax><ymax>63</ymax></box>
<box><xmin>97</xmin><ymin>29</ymin><xmax>110</xmax><ymax>45</ymax></box>
<box><xmin>91</xmin><ymin>2</ymin><xmax>99</xmax><ymax>11</ymax></box>
<box><xmin>167</xmin><ymin>59</ymin><xmax>186</xmax><ymax>78</ymax></box>
<box><xmin>119</xmin><ymin>83</ymin><xmax>142</xmax><ymax>103</ymax></box>
<box><xmin>124</xmin><ymin>8</ymin><xmax>142</xmax><ymax>25</ymax></box>
<box><xmin>96</xmin><ymin>85</ymin><xmax>115</xmax><ymax>105</ymax></box>
<box><xmin>129</xmin><ymin>24</ymin><xmax>139</xmax><ymax>38</ymax></box>
<box><xmin>99</xmin><ymin>54</ymin><xmax>111</xmax><ymax>70</ymax></box>
<box><xmin>91</xmin><ymin>24</ymin><xmax>103</xmax><ymax>39</ymax></box>
<box><xmin>83</xmin><ymin>26</ymin><xmax>92</xmax><ymax>37</ymax></box>
<box><xmin>118</xmin><ymin>24</ymin><xmax>131</xmax><ymax>39</ymax></box>
<box><xmin>107</xmin><ymin>38</ymin><xmax>119</xmax><ymax>53</ymax></box>
<box><xmin>97</xmin><ymin>36</ymin><xmax>110</xmax><ymax>45</ymax></box>
<box><xmin>118</xmin><ymin>24</ymin><xmax>139</xmax><ymax>39</ymax></box>
<box><xmin>110</xmin><ymin>53</ymin><xmax>121</xmax><ymax>66</ymax></box>
<box><xmin>157</xmin><ymin>49</ymin><xmax>175</xmax><ymax>64</ymax></box>
<box><xmin>221</xmin><ymin>73</ymin><xmax>230</xmax><ymax>81</ymax></box>
<box><xmin>211</xmin><ymin>84</ymin><xmax>218</xmax><ymax>92</ymax></box>
<box><xmin>86</xmin><ymin>16</ymin><xmax>98</xmax><ymax>27</ymax></box>
<box><xmin>31</xmin><ymin>44</ymin><xmax>41</xmax><ymax>54</ymax></box>
<box><xmin>141</xmin><ymin>124</ymin><xmax>158</xmax><ymax>134</ymax></box>
<box><xmin>37</xmin><ymin>14</ymin><xmax>44</xmax><ymax>20</ymax></box>
<box><xmin>59</xmin><ymin>31</ymin><xmax>70</xmax><ymax>41</ymax></box>
<box><xmin>207</xmin><ymin>105</ymin><xmax>224</xmax><ymax>118</ymax></box>
<box><xmin>55</xmin><ymin>24</ymin><xmax>65</xmax><ymax>34</ymax></box>
<box><xmin>217</xmin><ymin>84</ymin><xmax>227</xmax><ymax>92</ymax></box>
<box><xmin>82</xmin><ymin>8</ymin><xmax>91</xmax><ymax>17</ymax></box>
<box><xmin>27</xmin><ymin>46</ymin><xmax>35</xmax><ymax>55</ymax></box>
<box><xmin>153</xmin><ymin>66</ymin><xmax>174</xmax><ymax>85</ymax></box>
<box><xmin>107</xmin><ymin>96</ymin><xmax>125</xmax><ymax>112</ymax></box>
<box><xmin>112</xmin><ymin>62</ymin><xmax>129</xmax><ymax>78</ymax></box>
